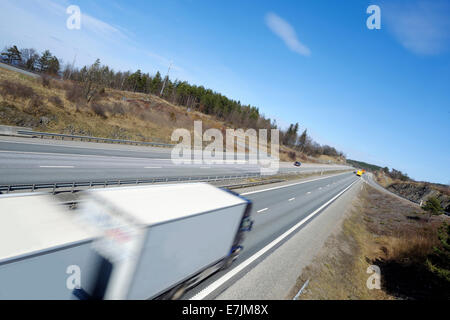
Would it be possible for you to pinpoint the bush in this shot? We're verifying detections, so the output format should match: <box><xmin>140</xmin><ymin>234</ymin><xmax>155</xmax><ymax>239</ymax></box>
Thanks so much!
<box><xmin>426</xmin><ymin>222</ymin><xmax>450</xmax><ymax>282</ymax></box>
<box><xmin>110</xmin><ymin>102</ymin><xmax>125</xmax><ymax>116</ymax></box>
<box><xmin>23</xmin><ymin>95</ymin><xmax>49</xmax><ymax>116</ymax></box>
<box><xmin>90</xmin><ymin>103</ymin><xmax>107</xmax><ymax>118</ymax></box>
<box><xmin>288</xmin><ymin>151</ymin><xmax>296</xmax><ymax>160</ymax></box>
<box><xmin>169</xmin><ymin>111</ymin><xmax>176</xmax><ymax>122</ymax></box>
<box><xmin>65</xmin><ymin>83</ymin><xmax>84</xmax><ymax>103</ymax></box>
<box><xmin>423</xmin><ymin>197</ymin><xmax>444</xmax><ymax>216</ymax></box>
<box><xmin>0</xmin><ymin>80</ymin><xmax>35</xmax><ymax>100</ymax></box>
<box><xmin>41</xmin><ymin>75</ymin><xmax>51</xmax><ymax>88</ymax></box>
<box><xmin>48</xmin><ymin>95</ymin><xmax>64</xmax><ymax>108</ymax></box>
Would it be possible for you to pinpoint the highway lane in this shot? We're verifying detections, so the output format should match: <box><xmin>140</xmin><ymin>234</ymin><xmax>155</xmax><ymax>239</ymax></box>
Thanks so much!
<box><xmin>0</xmin><ymin>137</ymin><xmax>352</xmax><ymax>185</ymax></box>
<box><xmin>184</xmin><ymin>171</ymin><xmax>360</xmax><ymax>299</ymax></box>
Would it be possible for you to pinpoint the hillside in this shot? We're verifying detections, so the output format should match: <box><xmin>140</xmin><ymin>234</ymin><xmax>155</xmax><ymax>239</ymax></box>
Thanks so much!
<box><xmin>0</xmin><ymin>66</ymin><xmax>344</xmax><ymax>164</ymax></box>
<box><xmin>346</xmin><ymin>159</ymin><xmax>382</xmax><ymax>172</ymax></box>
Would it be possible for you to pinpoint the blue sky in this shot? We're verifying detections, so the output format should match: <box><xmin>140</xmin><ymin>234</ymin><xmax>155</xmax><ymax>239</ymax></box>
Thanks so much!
<box><xmin>1</xmin><ymin>0</ymin><xmax>449</xmax><ymax>184</ymax></box>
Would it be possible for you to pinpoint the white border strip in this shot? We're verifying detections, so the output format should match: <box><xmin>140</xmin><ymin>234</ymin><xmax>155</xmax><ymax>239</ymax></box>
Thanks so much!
<box><xmin>190</xmin><ymin>178</ymin><xmax>359</xmax><ymax>300</ymax></box>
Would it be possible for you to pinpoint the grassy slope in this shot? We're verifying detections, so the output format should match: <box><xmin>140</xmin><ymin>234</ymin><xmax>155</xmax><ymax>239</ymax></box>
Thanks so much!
<box><xmin>289</xmin><ymin>185</ymin><xmax>449</xmax><ymax>300</ymax></box>
<box><xmin>0</xmin><ymin>67</ymin><xmax>345</xmax><ymax>163</ymax></box>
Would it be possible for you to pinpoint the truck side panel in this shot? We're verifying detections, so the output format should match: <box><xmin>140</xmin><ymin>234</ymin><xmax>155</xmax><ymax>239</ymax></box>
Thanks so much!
<box><xmin>0</xmin><ymin>242</ymin><xmax>100</xmax><ymax>300</ymax></box>
<box><xmin>126</xmin><ymin>203</ymin><xmax>247</xmax><ymax>299</ymax></box>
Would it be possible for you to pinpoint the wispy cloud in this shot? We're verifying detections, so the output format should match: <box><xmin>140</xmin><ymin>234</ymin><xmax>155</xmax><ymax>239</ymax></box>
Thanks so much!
<box><xmin>384</xmin><ymin>0</ymin><xmax>450</xmax><ymax>55</ymax></box>
<box><xmin>265</xmin><ymin>12</ymin><xmax>311</xmax><ymax>57</ymax></box>
<box><xmin>35</xmin><ymin>0</ymin><xmax>129</xmax><ymax>41</ymax></box>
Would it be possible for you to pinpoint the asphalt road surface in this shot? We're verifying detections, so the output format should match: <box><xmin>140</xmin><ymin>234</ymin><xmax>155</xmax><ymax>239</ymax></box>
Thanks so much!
<box><xmin>185</xmin><ymin>171</ymin><xmax>359</xmax><ymax>299</ymax></box>
<box><xmin>0</xmin><ymin>137</ymin><xmax>352</xmax><ymax>185</ymax></box>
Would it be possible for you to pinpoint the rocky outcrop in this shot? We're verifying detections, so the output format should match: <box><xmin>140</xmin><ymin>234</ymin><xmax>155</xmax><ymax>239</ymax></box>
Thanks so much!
<box><xmin>387</xmin><ymin>182</ymin><xmax>450</xmax><ymax>213</ymax></box>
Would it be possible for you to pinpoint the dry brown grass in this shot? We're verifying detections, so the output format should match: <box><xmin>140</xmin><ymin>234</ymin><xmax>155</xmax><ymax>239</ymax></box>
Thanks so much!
<box><xmin>0</xmin><ymin>67</ymin><xmax>344</xmax><ymax>163</ymax></box>
<box><xmin>0</xmin><ymin>67</ymin><xmax>229</xmax><ymax>144</ymax></box>
<box><xmin>289</xmin><ymin>184</ymin><xmax>449</xmax><ymax>300</ymax></box>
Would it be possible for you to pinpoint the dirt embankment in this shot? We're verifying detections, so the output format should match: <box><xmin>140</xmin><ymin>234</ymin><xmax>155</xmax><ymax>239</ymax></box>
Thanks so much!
<box><xmin>290</xmin><ymin>184</ymin><xmax>449</xmax><ymax>300</ymax></box>
<box><xmin>0</xmin><ymin>67</ymin><xmax>345</xmax><ymax>164</ymax></box>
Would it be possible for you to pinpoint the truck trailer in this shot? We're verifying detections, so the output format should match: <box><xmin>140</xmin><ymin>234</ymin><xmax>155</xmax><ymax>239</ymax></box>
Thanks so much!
<box><xmin>0</xmin><ymin>183</ymin><xmax>253</xmax><ymax>300</ymax></box>
<box><xmin>0</xmin><ymin>193</ymin><xmax>100</xmax><ymax>299</ymax></box>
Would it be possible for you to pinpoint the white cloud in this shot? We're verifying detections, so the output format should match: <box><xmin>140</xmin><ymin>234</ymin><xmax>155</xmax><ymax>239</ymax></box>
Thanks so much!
<box><xmin>0</xmin><ymin>0</ymin><xmax>185</xmax><ymax>77</ymax></box>
<box><xmin>265</xmin><ymin>12</ymin><xmax>311</xmax><ymax>57</ymax></box>
<box><xmin>384</xmin><ymin>0</ymin><xmax>450</xmax><ymax>55</ymax></box>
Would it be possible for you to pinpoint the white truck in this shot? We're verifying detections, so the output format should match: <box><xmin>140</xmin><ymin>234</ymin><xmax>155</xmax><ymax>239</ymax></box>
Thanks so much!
<box><xmin>0</xmin><ymin>183</ymin><xmax>253</xmax><ymax>300</ymax></box>
<box><xmin>0</xmin><ymin>193</ymin><xmax>100</xmax><ymax>299</ymax></box>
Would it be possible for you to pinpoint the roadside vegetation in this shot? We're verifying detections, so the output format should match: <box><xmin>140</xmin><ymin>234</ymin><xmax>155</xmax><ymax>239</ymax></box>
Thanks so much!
<box><xmin>289</xmin><ymin>185</ymin><xmax>449</xmax><ymax>300</ymax></box>
<box><xmin>1</xmin><ymin>44</ymin><xmax>345</xmax><ymax>163</ymax></box>
<box><xmin>347</xmin><ymin>158</ymin><xmax>449</xmax><ymax>214</ymax></box>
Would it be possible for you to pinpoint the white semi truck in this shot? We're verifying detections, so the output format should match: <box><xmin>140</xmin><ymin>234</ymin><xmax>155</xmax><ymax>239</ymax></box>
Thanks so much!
<box><xmin>0</xmin><ymin>183</ymin><xmax>253</xmax><ymax>299</ymax></box>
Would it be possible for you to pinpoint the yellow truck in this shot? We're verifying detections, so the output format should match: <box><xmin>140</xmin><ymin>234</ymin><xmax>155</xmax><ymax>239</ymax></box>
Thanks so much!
<box><xmin>356</xmin><ymin>170</ymin><xmax>363</xmax><ymax>176</ymax></box>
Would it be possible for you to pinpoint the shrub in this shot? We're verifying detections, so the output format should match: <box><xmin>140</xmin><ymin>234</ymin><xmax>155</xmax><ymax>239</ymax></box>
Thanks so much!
<box><xmin>90</xmin><ymin>103</ymin><xmax>107</xmax><ymax>118</ymax></box>
<box><xmin>169</xmin><ymin>111</ymin><xmax>176</xmax><ymax>122</ymax></box>
<box><xmin>288</xmin><ymin>151</ymin><xmax>296</xmax><ymax>160</ymax></box>
<box><xmin>48</xmin><ymin>95</ymin><xmax>64</xmax><ymax>108</ymax></box>
<box><xmin>426</xmin><ymin>222</ymin><xmax>450</xmax><ymax>281</ymax></box>
<box><xmin>0</xmin><ymin>80</ymin><xmax>35</xmax><ymax>100</ymax></box>
<box><xmin>23</xmin><ymin>95</ymin><xmax>49</xmax><ymax>116</ymax></box>
<box><xmin>423</xmin><ymin>197</ymin><xmax>444</xmax><ymax>216</ymax></box>
<box><xmin>110</xmin><ymin>102</ymin><xmax>125</xmax><ymax>116</ymax></box>
<box><xmin>41</xmin><ymin>75</ymin><xmax>51</xmax><ymax>88</ymax></box>
<box><xmin>65</xmin><ymin>83</ymin><xmax>84</xmax><ymax>103</ymax></box>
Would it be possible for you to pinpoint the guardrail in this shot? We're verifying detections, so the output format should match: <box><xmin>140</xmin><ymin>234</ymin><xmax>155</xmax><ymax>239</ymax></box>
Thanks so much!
<box><xmin>17</xmin><ymin>130</ymin><xmax>175</xmax><ymax>148</ymax></box>
<box><xmin>0</xmin><ymin>169</ymin><xmax>351</xmax><ymax>195</ymax></box>
<box><xmin>0</xmin><ymin>173</ymin><xmax>263</xmax><ymax>194</ymax></box>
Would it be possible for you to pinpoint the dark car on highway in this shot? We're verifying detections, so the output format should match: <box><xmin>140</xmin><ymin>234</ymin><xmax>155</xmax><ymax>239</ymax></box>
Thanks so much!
<box><xmin>294</xmin><ymin>161</ymin><xmax>302</xmax><ymax>167</ymax></box>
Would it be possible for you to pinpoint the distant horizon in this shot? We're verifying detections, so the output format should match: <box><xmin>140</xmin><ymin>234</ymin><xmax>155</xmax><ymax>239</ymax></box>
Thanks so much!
<box><xmin>1</xmin><ymin>0</ymin><xmax>449</xmax><ymax>184</ymax></box>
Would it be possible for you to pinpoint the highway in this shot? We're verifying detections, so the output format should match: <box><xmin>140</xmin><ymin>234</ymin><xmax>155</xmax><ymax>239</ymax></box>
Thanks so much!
<box><xmin>0</xmin><ymin>136</ymin><xmax>359</xmax><ymax>299</ymax></box>
<box><xmin>0</xmin><ymin>137</ymin><xmax>351</xmax><ymax>185</ymax></box>
<box><xmin>185</xmin><ymin>171</ymin><xmax>359</xmax><ymax>299</ymax></box>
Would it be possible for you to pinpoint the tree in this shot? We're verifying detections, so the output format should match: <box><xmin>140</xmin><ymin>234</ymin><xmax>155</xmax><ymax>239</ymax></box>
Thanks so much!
<box><xmin>426</xmin><ymin>222</ymin><xmax>450</xmax><ymax>281</ymax></box>
<box><xmin>20</xmin><ymin>48</ymin><xmax>39</xmax><ymax>70</ymax></box>
<box><xmin>81</xmin><ymin>59</ymin><xmax>103</xmax><ymax>102</ymax></box>
<box><xmin>150</xmin><ymin>71</ymin><xmax>162</xmax><ymax>95</ymax></box>
<box><xmin>423</xmin><ymin>197</ymin><xmax>444</xmax><ymax>218</ymax></box>
<box><xmin>297</xmin><ymin>129</ymin><xmax>307</xmax><ymax>151</ymax></box>
<box><xmin>1</xmin><ymin>45</ymin><xmax>21</xmax><ymax>64</ymax></box>
<box><xmin>38</xmin><ymin>50</ymin><xmax>60</xmax><ymax>74</ymax></box>
<box><xmin>48</xmin><ymin>56</ymin><xmax>60</xmax><ymax>75</ymax></box>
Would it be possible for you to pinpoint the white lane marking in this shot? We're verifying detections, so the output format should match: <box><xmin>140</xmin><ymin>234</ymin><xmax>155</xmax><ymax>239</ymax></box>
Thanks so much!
<box><xmin>327</xmin><ymin>184</ymin><xmax>330</xmax><ymax>187</ymax></box>
<box><xmin>144</xmin><ymin>166</ymin><xmax>162</xmax><ymax>169</ymax></box>
<box><xmin>288</xmin><ymin>198</ymin><xmax>295</xmax><ymax>201</ymax></box>
<box><xmin>200</xmin><ymin>166</ymin><xmax>211</xmax><ymax>169</ymax></box>
<box><xmin>190</xmin><ymin>179</ymin><xmax>359</xmax><ymax>300</ymax></box>
<box><xmin>257</xmin><ymin>208</ymin><xmax>268</xmax><ymax>213</ymax></box>
<box><xmin>241</xmin><ymin>172</ymin><xmax>349</xmax><ymax>196</ymax></box>
<box><xmin>318</xmin><ymin>187</ymin><xmax>322</xmax><ymax>190</ymax></box>
<box><xmin>39</xmin><ymin>165</ymin><xmax>74</xmax><ymax>168</ymax></box>
<box><xmin>0</xmin><ymin>150</ymin><xmax>173</xmax><ymax>162</ymax></box>
<box><xmin>306</xmin><ymin>192</ymin><xmax>311</xmax><ymax>194</ymax></box>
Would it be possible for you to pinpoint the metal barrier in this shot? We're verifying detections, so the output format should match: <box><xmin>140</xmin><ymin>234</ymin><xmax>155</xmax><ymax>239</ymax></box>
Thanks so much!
<box><xmin>0</xmin><ymin>173</ymin><xmax>263</xmax><ymax>194</ymax></box>
<box><xmin>17</xmin><ymin>130</ymin><xmax>175</xmax><ymax>148</ymax></box>
<box><xmin>0</xmin><ymin>169</ymin><xmax>349</xmax><ymax>195</ymax></box>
